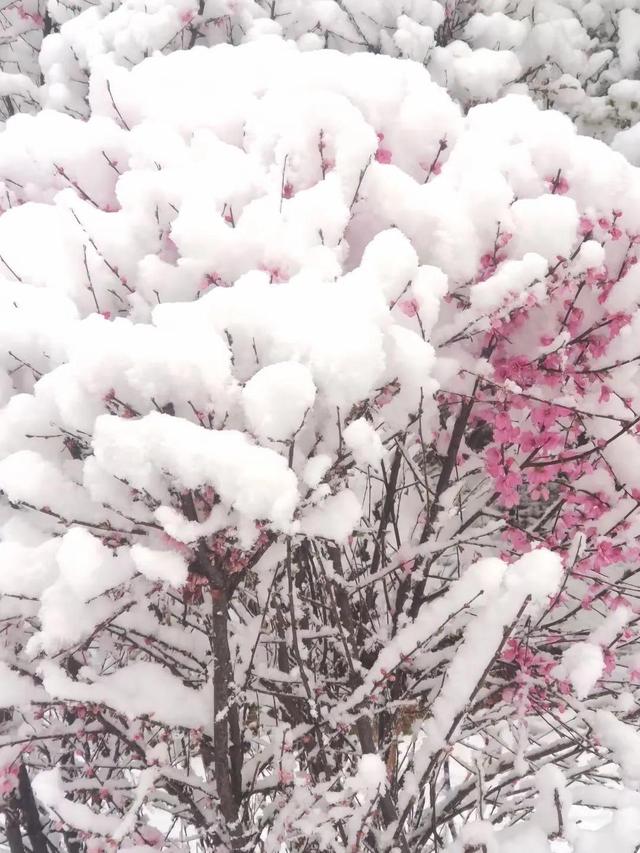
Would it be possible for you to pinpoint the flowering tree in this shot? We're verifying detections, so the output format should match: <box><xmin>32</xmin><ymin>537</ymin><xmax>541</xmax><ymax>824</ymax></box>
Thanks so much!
<box><xmin>1</xmin><ymin>35</ymin><xmax>640</xmax><ymax>853</ymax></box>
<box><xmin>4</xmin><ymin>0</ymin><xmax>640</xmax><ymax>153</ymax></box>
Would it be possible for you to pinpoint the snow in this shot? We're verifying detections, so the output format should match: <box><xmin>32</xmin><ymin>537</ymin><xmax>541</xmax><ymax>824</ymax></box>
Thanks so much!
<box><xmin>413</xmin><ymin>550</ymin><xmax>561</xmax><ymax>765</ymax></box>
<box><xmin>453</xmin><ymin>48</ymin><xmax>522</xmax><ymax>102</ymax></box>
<box><xmin>30</xmin><ymin>582</ymin><xmax>117</xmax><ymax>654</ymax></box>
<box><xmin>0</xmin><ymin>539</ymin><xmax>59</xmax><ymax>596</ymax></box>
<box><xmin>0</xmin><ymin>661</ymin><xmax>45</xmax><ymax>707</ymax></box>
<box><xmin>510</xmin><ymin>195</ymin><xmax>579</xmax><ymax>262</ymax></box>
<box><xmin>449</xmin><ymin>822</ymin><xmax>499</xmax><ymax>853</ymax></box>
<box><xmin>242</xmin><ymin>362</ymin><xmax>316</xmax><ymax>441</ymax></box>
<box><xmin>40</xmin><ymin>660</ymin><xmax>211</xmax><ymax>729</ymax></box>
<box><xmin>153</xmin><ymin>502</ymin><xmax>230</xmax><ymax>544</ymax></box>
<box><xmin>593</xmin><ymin>711</ymin><xmax>640</xmax><ymax>782</ymax></box>
<box><xmin>57</xmin><ymin>527</ymin><xmax>133</xmax><ymax>601</ymax></box>
<box><xmin>590</xmin><ymin>606</ymin><xmax>633</xmax><ymax>647</ymax></box>
<box><xmin>411</xmin><ymin>265</ymin><xmax>447</xmax><ymax>334</ymax></box>
<box><xmin>613</xmin><ymin>123</ymin><xmax>640</xmax><ymax>166</ymax></box>
<box><xmin>572</xmin><ymin>239</ymin><xmax>605</xmax><ymax>273</ymax></box>
<box><xmin>471</xmin><ymin>253</ymin><xmax>548</xmax><ymax>312</ymax></box>
<box><xmin>617</xmin><ymin>10</ymin><xmax>640</xmax><ymax>76</ymax></box>
<box><xmin>393</xmin><ymin>15</ymin><xmax>435</xmax><ymax>62</ymax></box>
<box><xmin>63</xmin><ymin>314</ymin><xmax>234</xmax><ymax>417</ymax></box>
<box><xmin>497</xmin><ymin>824</ymin><xmax>550</xmax><ymax>853</ymax></box>
<box><xmin>387</xmin><ymin>326</ymin><xmax>438</xmax><ymax>401</ymax></box>
<box><xmin>347</xmin><ymin>754</ymin><xmax>387</xmax><ymax>794</ymax></box>
<box><xmin>465</xmin><ymin>13</ymin><xmax>528</xmax><ymax>51</ymax></box>
<box><xmin>130</xmin><ymin>544</ymin><xmax>188</xmax><ymax>585</ymax></box>
<box><xmin>0</xmin><ymin>449</ymin><xmax>80</xmax><ymax>509</ymax></box>
<box><xmin>33</xmin><ymin>768</ymin><xmax>120</xmax><ymax>834</ymax></box>
<box><xmin>557</xmin><ymin>642</ymin><xmax>604</xmax><ymax>699</ymax></box>
<box><xmin>302</xmin><ymin>454</ymin><xmax>332</xmax><ymax>489</ymax></box>
<box><xmin>299</xmin><ymin>489</ymin><xmax>361</xmax><ymax>543</ymax></box>
<box><xmin>92</xmin><ymin>412</ymin><xmax>300</xmax><ymax>530</ymax></box>
<box><xmin>503</xmin><ymin>548</ymin><xmax>563</xmax><ymax>604</ymax></box>
<box><xmin>359</xmin><ymin>228</ymin><xmax>419</xmax><ymax>301</ymax></box>
<box><xmin>1</xmin><ymin>18</ymin><xmax>640</xmax><ymax>852</ymax></box>
<box><xmin>343</xmin><ymin>418</ymin><xmax>384</xmax><ymax>469</ymax></box>
<box><xmin>574</xmin><ymin>806</ymin><xmax>640</xmax><ymax>853</ymax></box>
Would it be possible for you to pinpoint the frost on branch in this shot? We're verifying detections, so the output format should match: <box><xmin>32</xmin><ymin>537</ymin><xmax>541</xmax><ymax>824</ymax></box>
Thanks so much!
<box><xmin>2</xmin><ymin>37</ymin><xmax>640</xmax><ymax>853</ymax></box>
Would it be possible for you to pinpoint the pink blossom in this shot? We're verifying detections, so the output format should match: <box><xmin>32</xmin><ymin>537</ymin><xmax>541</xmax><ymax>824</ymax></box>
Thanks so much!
<box><xmin>375</xmin><ymin>147</ymin><xmax>392</xmax><ymax>164</ymax></box>
<box><xmin>579</xmin><ymin>216</ymin><xmax>594</xmax><ymax>235</ymax></box>
<box><xmin>200</xmin><ymin>272</ymin><xmax>221</xmax><ymax>291</ymax></box>
<box><xmin>398</xmin><ymin>298</ymin><xmax>419</xmax><ymax>317</ymax></box>
<box><xmin>0</xmin><ymin>779</ymin><xmax>15</xmax><ymax>796</ymax></box>
<box><xmin>602</xmin><ymin>649</ymin><xmax>616</xmax><ymax>675</ymax></box>
<box><xmin>161</xmin><ymin>533</ymin><xmax>194</xmax><ymax>561</ymax></box>
<box><xmin>400</xmin><ymin>559</ymin><xmax>415</xmax><ymax>575</ymax></box>
<box><xmin>547</xmin><ymin>175</ymin><xmax>570</xmax><ymax>194</ymax></box>
<box><xmin>375</xmin><ymin>385</ymin><xmax>397</xmax><ymax>407</ymax></box>
<box><xmin>493</xmin><ymin>411</ymin><xmax>519</xmax><ymax>443</ymax></box>
<box><xmin>278</xmin><ymin>769</ymin><xmax>294</xmax><ymax>785</ymax></box>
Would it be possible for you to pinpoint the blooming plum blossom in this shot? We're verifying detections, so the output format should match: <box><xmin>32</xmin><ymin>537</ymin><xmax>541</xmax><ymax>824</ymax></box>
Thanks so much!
<box><xmin>0</xmin><ymin>22</ymin><xmax>638</xmax><ymax>853</ymax></box>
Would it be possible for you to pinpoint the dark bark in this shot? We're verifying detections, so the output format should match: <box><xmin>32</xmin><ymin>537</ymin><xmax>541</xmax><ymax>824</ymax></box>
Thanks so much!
<box><xmin>4</xmin><ymin>796</ymin><xmax>25</xmax><ymax>853</ymax></box>
<box><xmin>17</xmin><ymin>765</ymin><xmax>48</xmax><ymax>853</ymax></box>
<box><xmin>210</xmin><ymin>585</ymin><xmax>242</xmax><ymax>848</ymax></box>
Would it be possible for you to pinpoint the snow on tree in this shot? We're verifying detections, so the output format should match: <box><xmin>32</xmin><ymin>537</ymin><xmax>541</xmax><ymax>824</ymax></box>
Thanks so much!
<box><xmin>1</xmin><ymin>33</ymin><xmax>640</xmax><ymax>853</ymax></box>
<box><xmin>3</xmin><ymin>0</ymin><xmax>640</xmax><ymax>150</ymax></box>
